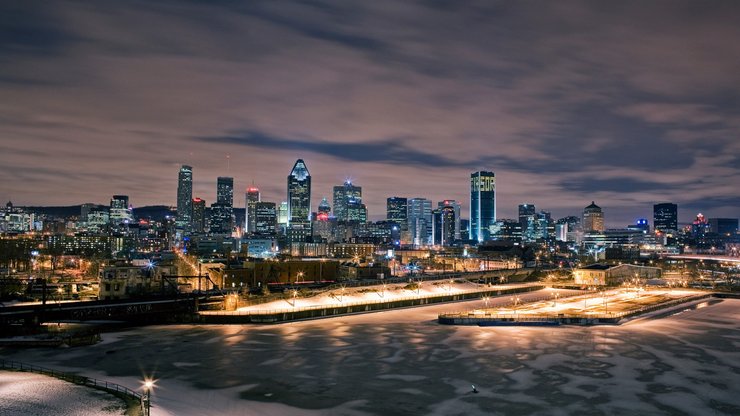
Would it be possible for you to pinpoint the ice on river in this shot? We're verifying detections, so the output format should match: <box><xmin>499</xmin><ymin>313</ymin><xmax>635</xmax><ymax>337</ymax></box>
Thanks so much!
<box><xmin>2</xmin><ymin>294</ymin><xmax>739</xmax><ymax>415</ymax></box>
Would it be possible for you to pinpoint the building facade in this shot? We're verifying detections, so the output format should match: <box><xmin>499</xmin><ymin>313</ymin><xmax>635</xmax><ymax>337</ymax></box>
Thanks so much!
<box><xmin>245</xmin><ymin>186</ymin><xmax>260</xmax><ymax>234</ymax></box>
<box><xmin>287</xmin><ymin>159</ymin><xmax>311</xmax><ymax>225</ymax></box>
<box><xmin>176</xmin><ymin>165</ymin><xmax>193</xmax><ymax>229</ymax></box>
<box><xmin>470</xmin><ymin>171</ymin><xmax>496</xmax><ymax>242</ymax></box>
<box><xmin>653</xmin><ymin>203</ymin><xmax>678</xmax><ymax>233</ymax></box>
<box><xmin>583</xmin><ymin>201</ymin><xmax>605</xmax><ymax>232</ymax></box>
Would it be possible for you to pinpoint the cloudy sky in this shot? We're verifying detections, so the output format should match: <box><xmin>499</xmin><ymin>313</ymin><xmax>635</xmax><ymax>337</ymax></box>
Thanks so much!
<box><xmin>1</xmin><ymin>0</ymin><xmax>738</xmax><ymax>226</ymax></box>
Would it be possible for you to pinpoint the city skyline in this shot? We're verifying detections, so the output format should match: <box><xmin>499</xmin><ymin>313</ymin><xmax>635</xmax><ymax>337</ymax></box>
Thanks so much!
<box><xmin>1</xmin><ymin>1</ymin><xmax>739</xmax><ymax>226</ymax></box>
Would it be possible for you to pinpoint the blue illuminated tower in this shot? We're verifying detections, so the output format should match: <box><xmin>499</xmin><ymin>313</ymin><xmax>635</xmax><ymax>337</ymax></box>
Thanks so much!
<box><xmin>470</xmin><ymin>171</ymin><xmax>496</xmax><ymax>242</ymax></box>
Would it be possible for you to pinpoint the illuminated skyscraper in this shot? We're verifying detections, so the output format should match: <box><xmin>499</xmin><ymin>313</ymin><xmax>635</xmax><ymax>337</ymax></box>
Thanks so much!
<box><xmin>254</xmin><ymin>202</ymin><xmax>277</xmax><ymax>235</ymax></box>
<box><xmin>433</xmin><ymin>203</ymin><xmax>456</xmax><ymax>246</ymax></box>
<box><xmin>109</xmin><ymin>195</ymin><xmax>132</xmax><ymax>224</ymax></box>
<box><xmin>469</xmin><ymin>171</ymin><xmax>496</xmax><ymax>242</ymax></box>
<box><xmin>318</xmin><ymin>198</ymin><xmax>331</xmax><ymax>217</ymax></box>
<box><xmin>438</xmin><ymin>200</ymin><xmax>461</xmax><ymax>240</ymax></box>
<box><xmin>277</xmin><ymin>201</ymin><xmax>289</xmax><ymax>227</ymax></box>
<box><xmin>192</xmin><ymin>197</ymin><xmax>205</xmax><ymax>233</ymax></box>
<box><xmin>653</xmin><ymin>203</ymin><xmax>678</xmax><ymax>233</ymax></box>
<box><xmin>333</xmin><ymin>180</ymin><xmax>362</xmax><ymax>222</ymax></box>
<box><xmin>386</xmin><ymin>197</ymin><xmax>408</xmax><ymax>229</ymax></box>
<box><xmin>211</xmin><ymin>177</ymin><xmax>234</xmax><ymax>234</ymax></box>
<box><xmin>176</xmin><ymin>165</ymin><xmax>193</xmax><ymax>228</ymax></box>
<box><xmin>217</xmin><ymin>177</ymin><xmax>234</xmax><ymax>207</ymax></box>
<box><xmin>583</xmin><ymin>201</ymin><xmax>605</xmax><ymax>232</ymax></box>
<box><xmin>408</xmin><ymin>198</ymin><xmax>432</xmax><ymax>246</ymax></box>
<box><xmin>287</xmin><ymin>159</ymin><xmax>311</xmax><ymax>225</ymax></box>
<box><xmin>518</xmin><ymin>203</ymin><xmax>536</xmax><ymax>241</ymax></box>
<box><xmin>245</xmin><ymin>186</ymin><xmax>260</xmax><ymax>234</ymax></box>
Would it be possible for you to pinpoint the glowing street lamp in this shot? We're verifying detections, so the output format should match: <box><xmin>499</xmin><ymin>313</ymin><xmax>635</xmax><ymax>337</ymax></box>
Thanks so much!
<box><xmin>142</xmin><ymin>378</ymin><xmax>155</xmax><ymax>416</ymax></box>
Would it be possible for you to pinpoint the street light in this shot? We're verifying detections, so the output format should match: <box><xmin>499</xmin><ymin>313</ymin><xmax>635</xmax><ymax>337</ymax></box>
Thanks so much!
<box><xmin>142</xmin><ymin>378</ymin><xmax>155</xmax><ymax>416</ymax></box>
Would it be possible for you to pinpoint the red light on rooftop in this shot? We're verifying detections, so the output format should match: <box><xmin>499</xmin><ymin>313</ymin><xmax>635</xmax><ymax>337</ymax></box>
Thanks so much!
<box><xmin>247</xmin><ymin>187</ymin><xmax>259</xmax><ymax>192</ymax></box>
<box><xmin>193</xmin><ymin>197</ymin><xmax>203</xmax><ymax>202</ymax></box>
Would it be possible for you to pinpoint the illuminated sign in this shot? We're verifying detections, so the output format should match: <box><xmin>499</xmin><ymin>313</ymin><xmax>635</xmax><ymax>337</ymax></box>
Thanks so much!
<box><xmin>471</xmin><ymin>175</ymin><xmax>495</xmax><ymax>192</ymax></box>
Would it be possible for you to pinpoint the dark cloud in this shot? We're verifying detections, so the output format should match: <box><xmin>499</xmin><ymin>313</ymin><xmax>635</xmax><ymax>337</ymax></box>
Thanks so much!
<box><xmin>0</xmin><ymin>0</ymin><xmax>739</xmax><ymax>226</ymax></box>
<box><xmin>199</xmin><ymin>131</ymin><xmax>465</xmax><ymax>168</ymax></box>
<box><xmin>560</xmin><ymin>177</ymin><xmax>681</xmax><ymax>195</ymax></box>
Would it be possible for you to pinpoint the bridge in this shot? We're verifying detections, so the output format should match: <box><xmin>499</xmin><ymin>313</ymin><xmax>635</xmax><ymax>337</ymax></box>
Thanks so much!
<box><xmin>0</xmin><ymin>297</ymin><xmax>200</xmax><ymax>330</ymax></box>
<box><xmin>665</xmin><ymin>254</ymin><xmax>740</xmax><ymax>264</ymax></box>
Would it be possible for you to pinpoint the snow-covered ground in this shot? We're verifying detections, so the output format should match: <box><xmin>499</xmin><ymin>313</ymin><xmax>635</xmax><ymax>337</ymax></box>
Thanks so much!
<box><xmin>221</xmin><ymin>281</ymin><xmax>542</xmax><ymax>314</ymax></box>
<box><xmin>0</xmin><ymin>372</ymin><xmax>127</xmax><ymax>415</ymax></box>
<box><xmin>2</xmin><ymin>293</ymin><xmax>739</xmax><ymax>415</ymax></box>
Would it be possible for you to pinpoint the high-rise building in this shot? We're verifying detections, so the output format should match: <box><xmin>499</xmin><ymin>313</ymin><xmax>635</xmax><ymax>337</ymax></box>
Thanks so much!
<box><xmin>583</xmin><ymin>201</ymin><xmax>605</xmax><ymax>232</ymax></box>
<box><xmin>653</xmin><ymin>203</ymin><xmax>678</xmax><ymax>233</ymax></box>
<box><xmin>408</xmin><ymin>198</ymin><xmax>433</xmax><ymax>246</ymax></box>
<box><xmin>210</xmin><ymin>177</ymin><xmax>234</xmax><ymax>235</ymax></box>
<box><xmin>708</xmin><ymin>218</ymin><xmax>738</xmax><ymax>236</ymax></box>
<box><xmin>317</xmin><ymin>198</ymin><xmax>331</xmax><ymax>217</ymax></box>
<box><xmin>209</xmin><ymin>202</ymin><xmax>233</xmax><ymax>235</ymax></box>
<box><xmin>277</xmin><ymin>201</ymin><xmax>289</xmax><ymax>227</ymax></box>
<box><xmin>555</xmin><ymin>216</ymin><xmax>580</xmax><ymax>242</ymax></box>
<box><xmin>518</xmin><ymin>203</ymin><xmax>536</xmax><ymax>241</ymax></box>
<box><xmin>109</xmin><ymin>195</ymin><xmax>132</xmax><ymax>224</ymax></box>
<box><xmin>438</xmin><ymin>200</ymin><xmax>461</xmax><ymax>240</ymax></box>
<box><xmin>80</xmin><ymin>203</ymin><xmax>95</xmax><ymax>223</ymax></box>
<box><xmin>254</xmin><ymin>202</ymin><xmax>277</xmax><ymax>235</ymax></box>
<box><xmin>245</xmin><ymin>186</ymin><xmax>260</xmax><ymax>234</ymax></box>
<box><xmin>176</xmin><ymin>165</ymin><xmax>193</xmax><ymax>228</ymax></box>
<box><xmin>287</xmin><ymin>159</ymin><xmax>311</xmax><ymax>225</ymax></box>
<box><xmin>192</xmin><ymin>198</ymin><xmax>206</xmax><ymax>233</ymax></box>
<box><xmin>470</xmin><ymin>171</ymin><xmax>496</xmax><ymax>242</ymax></box>
<box><xmin>536</xmin><ymin>210</ymin><xmax>553</xmax><ymax>240</ymax></box>
<box><xmin>386</xmin><ymin>197</ymin><xmax>408</xmax><ymax>229</ymax></box>
<box><xmin>217</xmin><ymin>177</ymin><xmax>234</xmax><ymax>206</ymax></box>
<box><xmin>433</xmin><ymin>204</ymin><xmax>456</xmax><ymax>246</ymax></box>
<box><xmin>332</xmin><ymin>180</ymin><xmax>362</xmax><ymax>222</ymax></box>
<box><xmin>346</xmin><ymin>201</ymin><xmax>368</xmax><ymax>223</ymax></box>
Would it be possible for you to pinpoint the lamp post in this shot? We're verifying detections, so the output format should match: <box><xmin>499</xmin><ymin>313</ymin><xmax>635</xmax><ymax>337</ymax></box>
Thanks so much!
<box><xmin>292</xmin><ymin>289</ymin><xmax>298</xmax><ymax>308</ymax></box>
<box><xmin>142</xmin><ymin>379</ymin><xmax>154</xmax><ymax>416</ymax></box>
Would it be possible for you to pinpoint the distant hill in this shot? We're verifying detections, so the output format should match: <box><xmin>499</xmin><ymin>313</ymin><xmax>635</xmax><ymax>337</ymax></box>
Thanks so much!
<box><xmin>19</xmin><ymin>205</ymin><xmax>176</xmax><ymax>221</ymax></box>
<box><xmin>21</xmin><ymin>205</ymin><xmax>91</xmax><ymax>218</ymax></box>
<box><xmin>133</xmin><ymin>205</ymin><xmax>176</xmax><ymax>221</ymax></box>
<box><xmin>18</xmin><ymin>205</ymin><xmax>246</xmax><ymax>224</ymax></box>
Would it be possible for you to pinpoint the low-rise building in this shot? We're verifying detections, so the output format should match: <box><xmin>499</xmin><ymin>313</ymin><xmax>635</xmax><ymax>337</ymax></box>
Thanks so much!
<box><xmin>573</xmin><ymin>263</ymin><xmax>661</xmax><ymax>286</ymax></box>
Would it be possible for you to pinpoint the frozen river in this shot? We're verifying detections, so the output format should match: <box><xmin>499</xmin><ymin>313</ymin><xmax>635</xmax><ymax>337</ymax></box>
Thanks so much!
<box><xmin>2</xmin><ymin>294</ymin><xmax>739</xmax><ymax>415</ymax></box>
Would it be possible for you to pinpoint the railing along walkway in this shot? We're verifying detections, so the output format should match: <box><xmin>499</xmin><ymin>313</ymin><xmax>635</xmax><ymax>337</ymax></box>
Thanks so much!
<box><xmin>0</xmin><ymin>359</ymin><xmax>143</xmax><ymax>413</ymax></box>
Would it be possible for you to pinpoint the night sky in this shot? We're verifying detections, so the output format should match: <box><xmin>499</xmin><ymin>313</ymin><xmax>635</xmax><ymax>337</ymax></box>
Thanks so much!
<box><xmin>1</xmin><ymin>1</ymin><xmax>738</xmax><ymax>226</ymax></box>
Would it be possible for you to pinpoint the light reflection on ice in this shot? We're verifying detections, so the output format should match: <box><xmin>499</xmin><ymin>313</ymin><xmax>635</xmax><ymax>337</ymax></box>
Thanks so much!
<box><xmin>1</xmin><ymin>298</ymin><xmax>738</xmax><ymax>416</ymax></box>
